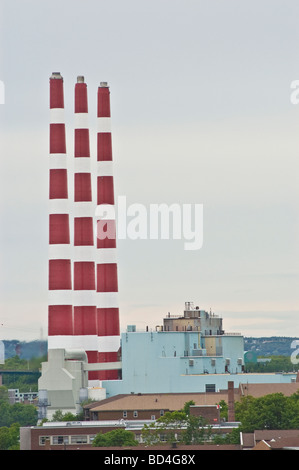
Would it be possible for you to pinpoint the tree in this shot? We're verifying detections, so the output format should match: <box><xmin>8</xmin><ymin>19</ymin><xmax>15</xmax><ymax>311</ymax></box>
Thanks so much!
<box><xmin>235</xmin><ymin>392</ymin><xmax>299</xmax><ymax>432</ymax></box>
<box><xmin>183</xmin><ymin>414</ymin><xmax>211</xmax><ymax>445</ymax></box>
<box><xmin>0</xmin><ymin>424</ymin><xmax>20</xmax><ymax>450</ymax></box>
<box><xmin>217</xmin><ymin>400</ymin><xmax>228</xmax><ymax>421</ymax></box>
<box><xmin>92</xmin><ymin>429</ymin><xmax>138</xmax><ymax>447</ymax></box>
<box><xmin>142</xmin><ymin>411</ymin><xmax>187</xmax><ymax>445</ymax></box>
<box><xmin>141</xmin><ymin>404</ymin><xmax>210</xmax><ymax>445</ymax></box>
<box><xmin>0</xmin><ymin>401</ymin><xmax>37</xmax><ymax>427</ymax></box>
<box><xmin>51</xmin><ymin>410</ymin><xmax>79</xmax><ymax>422</ymax></box>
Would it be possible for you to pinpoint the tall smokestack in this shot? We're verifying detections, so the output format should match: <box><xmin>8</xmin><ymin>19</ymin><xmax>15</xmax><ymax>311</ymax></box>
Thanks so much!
<box><xmin>73</xmin><ymin>76</ymin><xmax>98</xmax><ymax>379</ymax></box>
<box><xmin>48</xmin><ymin>73</ymin><xmax>73</xmax><ymax>346</ymax></box>
<box><xmin>96</xmin><ymin>82</ymin><xmax>120</xmax><ymax>380</ymax></box>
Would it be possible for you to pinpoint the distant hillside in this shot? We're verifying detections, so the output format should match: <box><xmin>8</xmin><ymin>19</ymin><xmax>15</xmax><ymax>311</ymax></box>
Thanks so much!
<box><xmin>1</xmin><ymin>336</ymin><xmax>298</xmax><ymax>360</ymax></box>
<box><xmin>244</xmin><ymin>336</ymin><xmax>299</xmax><ymax>357</ymax></box>
<box><xmin>2</xmin><ymin>340</ymin><xmax>47</xmax><ymax>360</ymax></box>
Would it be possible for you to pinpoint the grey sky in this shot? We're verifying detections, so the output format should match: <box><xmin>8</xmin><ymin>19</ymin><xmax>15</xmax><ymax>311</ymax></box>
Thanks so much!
<box><xmin>0</xmin><ymin>0</ymin><xmax>298</xmax><ymax>341</ymax></box>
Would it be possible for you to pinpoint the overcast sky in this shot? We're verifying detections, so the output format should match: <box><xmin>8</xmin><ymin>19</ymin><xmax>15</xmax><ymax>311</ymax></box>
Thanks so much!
<box><xmin>0</xmin><ymin>0</ymin><xmax>298</xmax><ymax>341</ymax></box>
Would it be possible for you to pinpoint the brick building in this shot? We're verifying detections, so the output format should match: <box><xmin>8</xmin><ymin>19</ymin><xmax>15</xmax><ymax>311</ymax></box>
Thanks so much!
<box><xmin>83</xmin><ymin>393</ymin><xmax>222</xmax><ymax>424</ymax></box>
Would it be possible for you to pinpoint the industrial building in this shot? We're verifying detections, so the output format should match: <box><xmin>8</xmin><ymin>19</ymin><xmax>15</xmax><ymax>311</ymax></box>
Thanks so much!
<box><xmin>38</xmin><ymin>73</ymin><xmax>297</xmax><ymax>419</ymax></box>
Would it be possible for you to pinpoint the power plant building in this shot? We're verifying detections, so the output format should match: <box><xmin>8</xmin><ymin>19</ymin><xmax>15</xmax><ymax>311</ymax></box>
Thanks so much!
<box><xmin>38</xmin><ymin>74</ymin><xmax>297</xmax><ymax>419</ymax></box>
<box><xmin>101</xmin><ymin>302</ymin><xmax>295</xmax><ymax>398</ymax></box>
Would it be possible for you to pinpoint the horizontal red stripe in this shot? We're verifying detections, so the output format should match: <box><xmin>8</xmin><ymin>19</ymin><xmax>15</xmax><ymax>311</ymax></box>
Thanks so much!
<box><xmin>96</xmin><ymin>263</ymin><xmax>118</xmax><ymax>292</ymax></box>
<box><xmin>74</xmin><ymin>217</ymin><xmax>94</xmax><ymax>246</ymax></box>
<box><xmin>97</xmin><ymin>133</ymin><xmax>112</xmax><ymax>161</ymax></box>
<box><xmin>75</xmin><ymin>82</ymin><xmax>88</xmax><ymax>113</ymax></box>
<box><xmin>86</xmin><ymin>350</ymin><xmax>98</xmax><ymax>363</ymax></box>
<box><xmin>74</xmin><ymin>173</ymin><xmax>92</xmax><ymax>202</ymax></box>
<box><xmin>98</xmin><ymin>351</ymin><xmax>119</xmax><ymax>362</ymax></box>
<box><xmin>49</xmin><ymin>259</ymin><xmax>72</xmax><ymax>290</ymax></box>
<box><xmin>48</xmin><ymin>305</ymin><xmax>73</xmax><ymax>335</ymax></box>
<box><xmin>73</xmin><ymin>306</ymin><xmax>97</xmax><ymax>335</ymax></box>
<box><xmin>50</xmin><ymin>78</ymin><xmax>64</xmax><ymax>109</ymax></box>
<box><xmin>86</xmin><ymin>350</ymin><xmax>100</xmax><ymax>380</ymax></box>
<box><xmin>96</xmin><ymin>228</ymin><xmax>117</xmax><ymax>249</ymax></box>
<box><xmin>73</xmin><ymin>261</ymin><xmax>96</xmax><ymax>290</ymax></box>
<box><xmin>97</xmin><ymin>176</ymin><xmax>114</xmax><ymax>205</ymax></box>
<box><xmin>97</xmin><ymin>86</ymin><xmax>111</xmax><ymax>117</ymax></box>
<box><xmin>50</xmin><ymin>123</ymin><xmax>66</xmax><ymax>154</ymax></box>
<box><xmin>74</xmin><ymin>129</ymin><xmax>90</xmax><ymax>157</ymax></box>
<box><xmin>49</xmin><ymin>169</ymin><xmax>68</xmax><ymax>199</ymax></box>
<box><xmin>49</xmin><ymin>214</ymin><xmax>70</xmax><ymax>244</ymax></box>
<box><xmin>97</xmin><ymin>352</ymin><xmax>120</xmax><ymax>380</ymax></box>
<box><xmin>97</xmin><ymin>308</ymin><xmax>120</xmax><ymax>336</ymax></box>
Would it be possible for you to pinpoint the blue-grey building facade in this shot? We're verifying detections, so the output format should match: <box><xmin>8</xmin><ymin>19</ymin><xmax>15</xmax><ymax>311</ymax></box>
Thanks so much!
<box><xmin>102</xmin><ymin>303</ymin><xmax>296</xmax><ymax>397</ymax></box>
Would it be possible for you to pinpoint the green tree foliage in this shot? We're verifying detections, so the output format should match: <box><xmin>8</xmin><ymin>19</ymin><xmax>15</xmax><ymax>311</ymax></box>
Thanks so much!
<box><xmin>0</xmin><ymin>401</ymin><xmax>37</xmax><ymax>427</ymax></box>
<box><xmin>212</xmin><ymin>427</ymin><xmax>240</xmax><ymax>445</ymax></box>
<box><xmin>92</xmin><ymin>429</ymin><xmax>138</xmax><ymax>447</ymax></box>
<box><xmin>1</xmin><ymin>355</ymin><xmax>45</xmax><ymax>392</ymax></box>
<box><xmin>51</xmin><ymin>410</ymin><xmax>80</xmax><ymax>422</ymax></box>
<box><xmin>0</xmin><ymin>423</ymin><xmax>20</xmax><ymax>450</ymax></box>
<box><xmin>235</xmin><ymin>392</ymin><xmax>299</xmax><ymax>432</ymax></box>
<box><xmin>245</xmin><ymin>355</ymin><xmax>299</xmax><ymax>373</ymax></box>
<box><xmin>217</xmin><ymin>399</ymin><xmax>228</xmax><ymax>421</ymax></box>
<box><xmin>0</xmin><ymin>386</ymin><xmax>9</xmax><ymax>404</ymax></box>
<box><xmin>141</xmin><ymin>402</ymin><xmax>211</xmax><ymax>445</ymax></box>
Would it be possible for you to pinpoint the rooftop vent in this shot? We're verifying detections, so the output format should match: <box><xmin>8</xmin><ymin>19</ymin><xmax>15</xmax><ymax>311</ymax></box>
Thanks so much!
<box><xmin>51</xmin><ymin>72</ymin><xmax>62</xmax><ymax>79</ymax></box>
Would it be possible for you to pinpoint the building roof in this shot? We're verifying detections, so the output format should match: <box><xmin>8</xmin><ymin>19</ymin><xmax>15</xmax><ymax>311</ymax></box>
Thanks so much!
<box><xmin>241</xmin><ymin>429</ymin><xmax>299</xmax><ymax>450</ymax></box>
<box><xmin>87</xmin><ymin>382</ymin><xmax>299</xmax><ymax>414</ymax></box>
<box><xmin>88</xmin><ymin>392</ymin><xmax>229</xmax><ymax>412</ymax></box>
<box><xmin>268</xmin><ymin>437</ymin><xmax>299</xmax><ymax>450</ymax></box>
<box><xmin>252</xmin><ymin>440</ymin><xmax>272</xmax><ymax>450</ymax></box>
<box><xmin>254</xmin><ymin>429</ymin><xmax>299</xmax><ymax>441</ymax></box>
<box><xmin>239</xmin><ymin>382</ymin><xmax>299</xmax><ymax>398</ymax></box>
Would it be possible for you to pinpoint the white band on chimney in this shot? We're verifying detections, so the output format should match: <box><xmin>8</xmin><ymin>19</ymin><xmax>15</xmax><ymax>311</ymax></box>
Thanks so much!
<box><xmin>95</xmin><ymin>204</ymin><xmax>115</xmax><ymax>220</ymax></box>
<box><xmin>50</xmin><ymin>108</ymin><xmax>65</xmax><ymax>124</ymax></box>
<box><xmin>48</xmin><ymin>290</ymin><xmax>72</xmax><ymax>305</ymax></box>
<box><xmin>49</xmin><ymin>199</ymin><xmax>70</xmax><ymax>215</ymax></box>
<box><xmin>73</xmin><ymin>201</ymin><xmax>94</xmax><ymax>218</ymax></box>
<box><xmin>49</xmin><ymin>244</ymin><xmax>72</xmax><ymax>260</ymax></box>
<box><xmin>97</xmin><ymin>335</ymin><xmax>120</xmax><ymax>353</ymax></box>
<box><xmin>49</xmin><ymin>154</ymin><xmax>68</xmax><ymax>169</ymax></box>
<box><xmin>96</xmin><ymin>248</ymin><xmax>117</xmax><ymax>264</ymax></box>
<box><xmin>48</xmin><ymin>335</ymin><xmax>99</xmax><ymax>351</ymax></box>
<box><xmin>73</xmin><ymin>246</ymin><xmax>95</xmax><ymax>262</ymax></box>
<box><xmin>97</xmin><ymin>117</ymin><xmax>111</xmax><ymax>133</ymax></box>
<box><xmin>96</xmin><ymin>292</ymin><xmax>119</xmax><ymax>308</ymax></box>
<box><xmin>73</xmin><ymin>290</ymin><xmax>96</xmax><ymax>307</ymax></box>
<box><xmin>97</xmin><ymin>160</ymin><xmax>114</xmax><ymax>177</ymax></box>
<box><xmin>74</xmin><ymin>113</ymin><xmax>89</xmax><ymax>129</ymax></box>
<box><xmin>74</xmin><ymin>157</ymin><xmax>91</xmax><ymax>173</ymax></box>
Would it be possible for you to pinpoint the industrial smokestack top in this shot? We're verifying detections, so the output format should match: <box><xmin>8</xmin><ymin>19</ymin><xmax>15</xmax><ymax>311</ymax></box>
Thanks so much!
<box><xmin>51</xmin><ymin>72</ymin><xmax>62</xmax><ymax>79</ymax></box>
<box><xmin>100</xmin><ymin>82</ymin><xmax>108</xmax><ymax>87</ymax></box>
<box><xmin>77</xmin><ymin>76</ymin><xmax>85</xmax><ymax>83</ymax></box>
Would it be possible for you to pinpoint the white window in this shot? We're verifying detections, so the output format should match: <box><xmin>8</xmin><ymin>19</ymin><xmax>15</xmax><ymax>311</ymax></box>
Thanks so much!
<box><xmin>70</xmin><ymin>435</ymin><xmax>88</xmax><ymax>444</ymax></box>
<box><xmin>123</xmin><ymin>411</ymin><xmax>127</xmax><ymax>418</ymax></box>
<box><xmin>133</xmin><ymin>410</ymin><xmax>138</xmax><ymax>418</ymax></box>
<box><xmin>52</xmin><ymin>435</ymin><xmax>69</xmax><ymax>445</ymax></box>
<box><xmin>39</xmin><ymin>436</ymin><xmax>49</xmax><ymax>446</ymax></box>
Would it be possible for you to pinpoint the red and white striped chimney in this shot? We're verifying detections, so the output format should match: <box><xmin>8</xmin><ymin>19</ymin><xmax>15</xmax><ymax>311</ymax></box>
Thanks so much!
<box><xmin>96</xmin><ymin>82</ymin><xmax>120</xmax><ymax>380</ymax></box>
<box><xmin>48</xmin><ymin>73</ymin><xmax>73</xmax><ymax>346</ymax></box>
<box><xmin>73</xmin><ymin>76</ymin><xmax>98</xmax><ymax>378</ymax></box>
